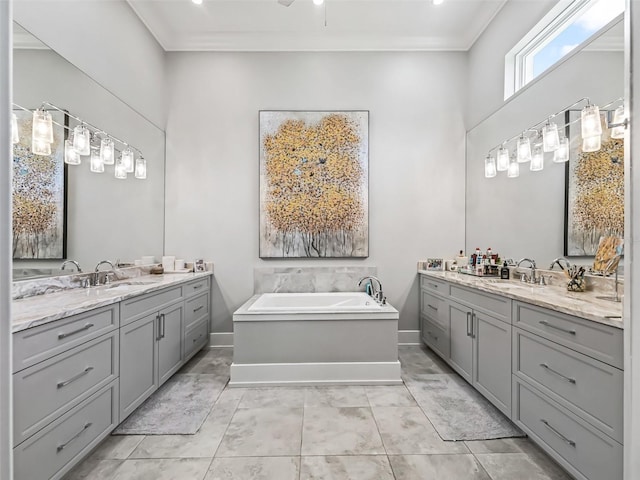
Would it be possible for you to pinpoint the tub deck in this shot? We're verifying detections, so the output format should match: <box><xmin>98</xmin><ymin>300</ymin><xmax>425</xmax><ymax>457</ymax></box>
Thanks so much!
<box><xmin>230</xmin><ymin>293</ymin><xmax>401</xmax><ymax>387</ymax></box>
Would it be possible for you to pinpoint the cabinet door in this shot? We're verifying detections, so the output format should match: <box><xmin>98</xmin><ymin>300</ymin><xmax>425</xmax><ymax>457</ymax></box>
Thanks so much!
<box><xmin>119</xmin><ymin>312</ymin><xmax>158</xmax><ymax>421</ymax></box>
<box><xmin>473</xmin><ymin>311</ymin><xmax>512</xmax><ymax>417</ymax></box>
<box><xmin>447</xmin><ymin>301</ymin><xmax>473</xmax><ymax>383</ymax></box>
<box><xmin>158</xmin><ymin>303</ymin><xmax>184</xmax><ymax>386</ymax></box>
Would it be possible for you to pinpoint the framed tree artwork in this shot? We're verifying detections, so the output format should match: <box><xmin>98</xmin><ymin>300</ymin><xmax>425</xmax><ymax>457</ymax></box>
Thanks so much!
<box><xmin>259</xmin><ymin>110</ymin><xmax>369</xmax><ymax>258</ymax></box>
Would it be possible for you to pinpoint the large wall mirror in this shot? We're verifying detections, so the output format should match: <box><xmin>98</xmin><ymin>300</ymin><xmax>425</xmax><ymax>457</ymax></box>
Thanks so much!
<box><xmin>465</xmin><ymin>17</ymin><xmax>624</xmax><ymax>269</ymax></box>
<box><xmin>12</xmin><ymin>22</ymin><xmax>166</xmax><ymax>279</ymax></box>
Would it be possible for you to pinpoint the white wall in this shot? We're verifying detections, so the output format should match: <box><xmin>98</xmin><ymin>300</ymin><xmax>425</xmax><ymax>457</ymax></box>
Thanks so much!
<box><xmin>164</xmin><ymin>51</ymin><xmax>467</xmax><ymax>332</ymax></box>
<box><xmin>466</xmin><ymin>0</ymin><xmax>556</xmax><ymax>129</ymax></box>
<box><xmin>13</xmin><ymin>0</ymin><xmax>166</xmax><ymax>129</ymax></box>
<box><xmin>12</xmin><ymin>49</ymin><xmax>166</xmax><ymax>272</ymax></box>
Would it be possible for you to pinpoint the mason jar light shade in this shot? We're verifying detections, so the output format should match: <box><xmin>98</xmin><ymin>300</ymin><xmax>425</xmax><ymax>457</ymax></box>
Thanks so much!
<box><xmin>530</xmin><ymin>144</ymin><xmax>544</xmax><ymax>171</ymax></box>
<box><xmin>12</xmin><ymin>113</ymin><xmax>19</xmax><ymax>144</ymax></box>
<box><xmin>553</xmin><ymin>137</ymin><xmax>570</xmax><ymax>163</ymax></box>
<box><xmin>32</xmin><ymin>137</ymin><xmax>51</xmax><ymax>156</ymax></box>
<box><xmin>484</xmin><ymin>155</ymin><xmax>497</xmax><ymax>178</ymax></box>
<box><xmin>610</xmin><ymin>106</ymin><xmax>626</xmax><ymax>139</ymax></box>
<box><xmin>581</xmin><ymin>104</ymin><xmax>602</xmax><ymax>138</ymax></box>
<box><xmin>507</xmin><ymin>156</ymin><xmax>520</xmax><ymax>178</ymax></box>
<box><xmin>582</xmin><ymin>135</ymin><xmax>601</xmax><ymax>153</ymax></box>
<box><xmin>542</xmin><ymin>122</ymin><xmax>560</xmax><ymax>152</ymax></box>
<box><xmin>90</xmin><ymin>148</ymin><xmax>104</xmax><ymax>173</ymax></box>
<box><xmin>32</xmin><ymin>109</ymin><xmax>53</xmax><ymax>143</ymax></box>
<box><xmin>135</xmin><ymin>158</ymin><xmax>147</xmax><ymax>179</ymax></box>
<box><xmin>73</xmin><ymin>125</ymin><xmax>91</xmax><ymax>155</ymax></box>
<box><xmin>517</xmin><ymin>135</ymin><xmax>532</xmax><ymax>163</ymax></box>
<box><xmin>100</xmin><ymin>137</ymin><xmax>115</xmax><ymax>165</ymax></box>
<box><xmin>122</xmin><ymin>148</ymin><xmax>135</xmax><ymax>173</ymax></box>
<box><xmin>115</xmin><ymin>157</ymin><xmax>127</xmax><ymax>179</ymax></box>
<box><xmin>496</xmin><ymin>146</ymin><xmax>509</xmax><ymax>171</ymax></box>
<box><xmin>64</xmin><ymin>139</ymin><xmax>81</xmax><ymax>165</ymax></box>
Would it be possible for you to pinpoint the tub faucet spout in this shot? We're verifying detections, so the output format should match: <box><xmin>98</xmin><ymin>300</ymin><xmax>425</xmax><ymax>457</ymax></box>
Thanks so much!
<box><xmin>358</xmin><ymin>276</ymin><xmax>384</xmax><ymax>303</ymax></box>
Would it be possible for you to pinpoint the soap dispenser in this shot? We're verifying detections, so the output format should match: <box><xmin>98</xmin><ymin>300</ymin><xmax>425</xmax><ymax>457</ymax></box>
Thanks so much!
<box><xmin>500</xmin><ymin>261</ymin><xmax>510</xmax><ymax>280</ymax></box>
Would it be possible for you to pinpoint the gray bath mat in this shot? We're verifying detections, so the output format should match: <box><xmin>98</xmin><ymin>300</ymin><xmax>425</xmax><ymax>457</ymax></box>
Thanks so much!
<box><xmin>113</xmin><ymin>374</ymin><xmax>227</xmax><ymax>435</ymax></box>
<box><xmin>405</xmin><ymin>373</ymin><xmax>524</xmax><ymax>441</ymax></box>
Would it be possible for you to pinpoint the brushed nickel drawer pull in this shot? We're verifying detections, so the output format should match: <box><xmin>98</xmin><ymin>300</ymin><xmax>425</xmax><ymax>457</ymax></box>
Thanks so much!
<box><xmin>57</xmin><ymin>422</ymin><xmax>92</xmax><ymax>452</ymax></box>
<box><xmin>58</xmin><ymin>323</ymin><xmax>95</xmax><ymax>340</ymax></box>
<box><xmin>427</xmin><ymin>304</ymin><xmax>438</xmax><ymax>311</ymax></box>
<box><xmin>57</xmin><ymin>366</ymin><xmax>94</xmax><ymax>388</ymax></box>
<box><xmin>540</xmin><ymin>419</ymin><xmax>576</xmax><ymax>447</ymax></box>
<box><xmin>540</xmin><ymin>363</ymin><xmax>576</xmax><ymax>384</ymax></box>
<box><xmin>539</xmin><ymin>320</ymin><xmax>576</xmax><ymax>335</ymax></box>
<box><xmin>427</xmin><ymin>331</ymin><xmax>439</xmax><ymax>341</ymax></box>
<box><xmin>194</xmin><ymin>306</ymin><xmax>204</xmax><ymax>313</ymax></box>
<box><xmin>430</xmin><ymin>283</ymin><xmax>438</xmax><ymax>289</ymax></box>
<box><xmin>193</xmin><ymin>284</ymin><xmax>203</xmax><ymax>290</ymax></box>
<box><xmin>466</xmin><ymin>312</ymin><xmax>472</xmax><ymax>337</ymax></box>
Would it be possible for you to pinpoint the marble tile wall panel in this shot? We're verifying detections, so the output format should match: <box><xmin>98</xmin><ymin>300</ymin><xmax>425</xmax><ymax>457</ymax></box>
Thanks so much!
<box><xmin>254</xmin><ymin>266</ymin><xmax>377</xmax><ymax>294</ymax></box>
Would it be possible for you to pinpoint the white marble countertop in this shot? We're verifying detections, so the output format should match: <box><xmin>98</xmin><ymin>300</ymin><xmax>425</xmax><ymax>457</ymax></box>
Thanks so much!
<box><xmin>12</xmin><ymin>271</ymin><xmax>214</xmax><ymax>333</ymax></box>
<box><xmin>418</xmin><ymin>270</ymin><xmax>623</xmax><ymax>329</ymax></box>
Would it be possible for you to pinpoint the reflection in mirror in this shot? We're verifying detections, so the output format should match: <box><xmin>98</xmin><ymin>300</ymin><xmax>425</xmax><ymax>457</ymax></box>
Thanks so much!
<box><xmin>466</xmin><ymin>18</ymin><xmax>623</xmax><ymax>270</ymax></box>
<box><xmin>12</xmin><ymin>23</ymin><xmax>166</xmax><ymax>280</ymax></box>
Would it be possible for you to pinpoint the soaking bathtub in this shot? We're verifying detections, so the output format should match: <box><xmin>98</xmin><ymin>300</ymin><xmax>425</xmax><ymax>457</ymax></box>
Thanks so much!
<box><xmin>230</xmin><ymin>292</ymin><xmax>401</xmax><ymax>387</ymax></box>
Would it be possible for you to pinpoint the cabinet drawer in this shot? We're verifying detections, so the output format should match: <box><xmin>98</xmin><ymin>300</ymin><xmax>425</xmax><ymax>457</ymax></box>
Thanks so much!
<box><xmin>184</xmin><ymin>277</ymin><xmax>210</xmax><ymax>299</ymax></box>
<box><xmin>421</xmin><ymin>316</ymin><xmax>450</xmax><ymax>360</ymax></box>
<box><xmin>185</xmin><ymin>318</ymin><xmax>209</xmax><ymax>359</ymax></box>
<box><xmin>513</xmin><ymin>301</ymin><xmax>623</xmax><ymax>369</ymax></box>
<box><xmin>513</xmin><ymin>328</ymin><xmax>622</xmax><ymax>442</ymax></box>
<box><xmin>421</xmin><ymin>291</ymin><xmax>447</xmax><ymax>330</ymax></box>
<box><xmin>184</xmin><ymin>292</ymin><xmax>210</xmax><ymax>331</ymax></box>
<box><xmin>120</xmin><ymin>285</ymin><xmax>183</xmax><ymax>325</ymax></box>
<box><xmin>419</xmin><ymin>275</ymin><xmax>449</xmax><ymax>297</ymax></box>
<box><xmin>450</xmin><ymin>284</ymin><xmax>511</xmax><ymax>323</ymax></box>
<box><xmin>14</xmin><ymin>381</ymin><xmax>117</xmax><ymax>480</ymax></box>
<box><xmin>13</xmin><ymin>305</ymin><xmax>118</xmax><ymax>373</ymax></box>
<box><xmin>514</xmin><ymin>379</ymin><xmax>622</xmax><ymax>480</ymax></box>
<box><xmin>13</xmin><ymin>332</ymin><xmax>118</xmax><ymax>447</ymax></box>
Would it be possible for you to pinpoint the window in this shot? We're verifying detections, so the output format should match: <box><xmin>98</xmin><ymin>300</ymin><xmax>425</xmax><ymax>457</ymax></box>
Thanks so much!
<box><xmin>505</xmin><ymin>0</ymin><xmax>624</xmax><ymax>99</ymax></box>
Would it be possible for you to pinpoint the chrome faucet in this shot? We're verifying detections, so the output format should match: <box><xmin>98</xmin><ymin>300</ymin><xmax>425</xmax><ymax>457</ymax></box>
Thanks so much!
<box><xmin>93</xmin><ymin>260</ymin><xmax>116</xmax><ymax>286</ymax></box>
<box><xmin>549</xmin><ymin>257</ymin><xmax>571</xmax><ymax>271</ymax></box>
<box><xmin>358</xmin><ymin>276</ymin><xmax>385</xmax><ymax>304</ymax></box>
<box><xmin>60</xmin><ymin>260</ymin><xmax>82</xmax><ymax>273</ymax></box>
<box><xmin>516</xmin><ymin>258</ymin><xmax>537</xmax><ymax>284</ymax></box>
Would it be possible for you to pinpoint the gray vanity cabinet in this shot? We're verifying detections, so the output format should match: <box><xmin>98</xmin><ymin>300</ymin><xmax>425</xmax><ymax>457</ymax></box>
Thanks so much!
<box><xmin>447</xmin><ymin>301</ymin><xmax>473</xmax><ymax>383</ymax></box>
<box><xmin>119</xmin><ymin>285</ymin><xmax>185</xmax><ymax>422</ymax></box>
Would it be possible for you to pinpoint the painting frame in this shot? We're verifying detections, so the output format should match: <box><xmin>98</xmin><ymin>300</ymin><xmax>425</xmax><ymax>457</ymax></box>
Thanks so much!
<box><xmin>12</xmin><ymin>109</ymin><xmax>68</xmax><ymax>260</ymax></box>
<box><xmin>258</xmin><ymin>110</ymin><xmax>370</xmax><ymax>259</ymax></box>
<box><xmin>564</xmin><ymin>109</ymin><xmax>624</xmax><ymax>257</ymax></box>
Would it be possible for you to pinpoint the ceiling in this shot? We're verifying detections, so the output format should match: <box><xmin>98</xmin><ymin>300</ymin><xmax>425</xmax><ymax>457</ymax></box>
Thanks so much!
<box><xmin>127</xmin><ymin>0</ymin><xmax>508</xmax><ymax>52</ymax></box>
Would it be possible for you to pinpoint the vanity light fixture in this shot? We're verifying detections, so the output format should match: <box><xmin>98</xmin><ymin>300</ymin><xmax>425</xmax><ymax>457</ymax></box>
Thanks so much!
<box><xmin>610</xmin><ymin>106</ymin><xmax>626</xmax><ymax>139</ymax></box>
<box><xmin>32</xmin><ymin>108</ymin><xmax>54</xmax><ymax>143</ymax></box>
<box><xmin>432</xmin><ymin>0</ymin><xmax>444</xmax><ymax>5</ymax></box>
<box><xmin>516</xmin><ymin>133</ymin><xmax>532</xmax><ymax>163</ymax></box>
<box><xmin>192</xmin><ymin>0</ymin><xmax>203</xmax><ymax>4</ymax></box>
<box><xmin>114</xmin><ymin>157</ymin><xmax>127</xmax><ymax>179</ymax></box>
<box><xmin>582</xmin><ymin>134</ymin><xmax>601</xmax><ymax>153</ymax></box>
<box><xmin>530</xmin><ymin>144</ymin><xmax>544</xmax><ymax>171</ymax></box>
<box><xmin>553</xmin><ymin>136</ymin><xmax>569</xmax><ymax>163</ymax></box>
<box><xmin>484</xmin><ymin>155</ymin><xmax>497</xmax><ymax>178</ymax></box>
<box><xmin>507</xmin><ymin>155</ymin><xmax>519</xmax><ymax>178</ymax></box>
<box><xmin>542</xmin><ymin>121</ymin><xmax>560</xmax><ymax>152</ymax></box>
<box><xmin>122</xmin><ymin>148</ymin><xmax>135</xmax><ymax>173</ymax></box>
<box><xmin>581</xmin><ymin>103</ymin><xmax>602</xmax><ymax>139</ymax></box>
<box><xmin>100</xmin><ymin>137</ymin><xmax>115</xmax><ymax>165</ymax></box>
<box><xmin>496</xmin><ymin>145</ymin><xmax>509</xmax><ymax>171</ymax></box>
<box><xmin>90</xmin><ymin>147</ymin><xmax>105</xmax><ymax>173</ymax></box>
<box><xmin>73</xmin><ymin>124</ymin><xmax>91</xmax><ymax>156</ymax></box>
<box><xmin>313</xmin><ymin>0</ymin><xmax>324</xmax><ymax>5</ymax></box>
<box><xmin>12</xmin><ymin>113</ymin><xmax>19</xmax><ymax>144</ymax></box>
<box><xmin>64</xmin><ymin>139</ymin><xmax>81</xmax><ymax>165</ymax></box>
<box><xmin>31</xmin><ymin>137</ymin><xmax>51</xmax><ymax>156</ymax></box>
<box><xmin>135</xmin><ymin>157</ymin><xmax>147</xmax><ymax>179</ymax></box>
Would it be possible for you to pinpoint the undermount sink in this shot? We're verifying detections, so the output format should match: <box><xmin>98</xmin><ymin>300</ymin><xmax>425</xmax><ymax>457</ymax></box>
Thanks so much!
<box><xmin>99</xmin><ymin>279</ymin><xmax>161</xmax><ymax>289</ymax></box>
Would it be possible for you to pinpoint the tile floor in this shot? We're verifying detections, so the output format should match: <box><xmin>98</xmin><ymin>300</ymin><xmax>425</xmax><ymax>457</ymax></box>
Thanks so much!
<box><xmin>64</xmin><ymin>345</ymin><xmax>573</xmax><ymax>480</ymax></box>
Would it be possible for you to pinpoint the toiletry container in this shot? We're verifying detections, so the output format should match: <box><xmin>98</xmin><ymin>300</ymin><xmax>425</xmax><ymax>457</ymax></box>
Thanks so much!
<box><xmin>500</xmin><ymin>262</ymin><xmax>510</xmax><ymax>279</ymax></box>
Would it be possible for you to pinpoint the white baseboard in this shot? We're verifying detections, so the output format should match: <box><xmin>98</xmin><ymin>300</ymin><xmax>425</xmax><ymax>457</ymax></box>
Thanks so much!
<box><xmin>398</xmin><ymin>330</ymin><xmax>421</xmax><ymax>345</ymax></box>
<box><xmin>209</xmin><ymin>332</ymin><xmax>234</xmax><ymax>348</ymax></box>
<box><xmin>229</xmin><ymin>361</ymin><xmax>402</xmax><ymax>387</ymax></box>
<box><xmin>211</xmin><ymin>330</ymin><xmax>420</xmax><ymax>348</ymax></box>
